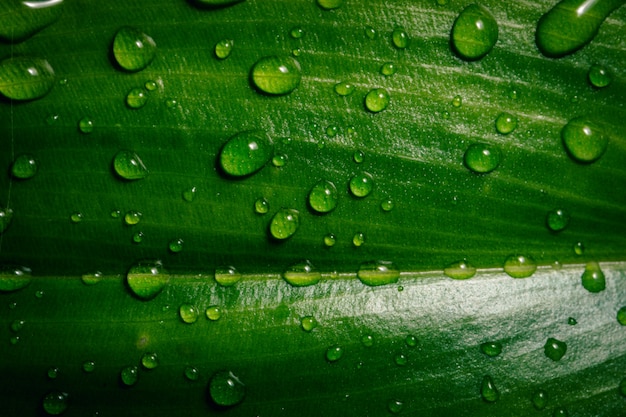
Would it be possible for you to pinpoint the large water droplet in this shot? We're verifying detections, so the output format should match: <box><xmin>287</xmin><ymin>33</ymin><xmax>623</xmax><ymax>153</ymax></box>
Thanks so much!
<box><xmin>588</xmin><ymin>64</ymin><xmax>612</xmax><ymax>88</ymax></box>
<box><xmin>317</xmin><ymin>0</ymin><xmax>343</xmax><ymax>10</ymax></box>
<box><xmin>581</xmin><ymin>261</ymin><xmax>605</xmax><ymax>293</ymax></box>
<box><xmin>391</xmin><ymin>28</ymin><xmax>409</xmax><ymax>49</ymax></box>
<box><xmin>532</xmin><ymin>389</ymin><xmax>548</xmax><ymax>410</ymax></box>
<box><xmin>444</xmin><ymin>259</ymin><xmax>476</xmax><ymax>280</ymax></box>
<box><xmin>269</xmin><ymin>208</ymin><xmax>300</xmax><ymax>240</ymax></box>
<box><xmin>215</xmin><ymin>265</ymin><xmax>241</xmax><ymax>286</ymax></box>
<box><xmin>251</xmin><ymin>56</ymin><xmax>301</xmax><ymax>95</ymax></box>
<box><xmin>308</xmin><ymin>179</ymin><xmax>339</xmax><ymax>213</ymax></box>
<box><xmin>0</xmin><ymin>265</ymin><xmax>31</xmax><ymax>292</ymax></box>
<box><xmin>544</xmin><ymin>337</ymin><xmax>567</xmax><ymax>361</ymax></box>
<box><xmin>561</xmin><ymin>116</ymin><xmax>608</xmax><ymax>163</ymax></box>
<box><xmin>205</xmin><ymin>305</ymin><xmax>222</xmax><ymax>321</ymax></box>
<box><xmin>219</xmin><ymin>130</ymin><xmax>273</xmax><ymax>177</ymax></box>
<box><xmin>300</xmin><ymin>316</ymin><xmax>317</xmax><ymax>332</ymax></box>
<box><xmin>113</xmin><ymin>150</ymin><xmax>148</xmax><ymax>180</ymax></box>
<box><xmin>11</xmin><ymin>154</ymin><xmax>38</xmax><ymax>179</ymax></box>
<box><xmin>503</xmin><ymin>255</ymin><xmax>537</xmax><ymax>278</ymax></box>
<box><xmin>451</xmin><ymin>4</ymin><xmax>498</xmax><ymax>60</ymax></box>
<box><xmin>349</xmin><ymin>172</ymin><xmax>374</xmax><ymax>198</ymax></box>
<box><xmin>357</xmin><ymin>260</ymin><xmax>400</xmax><ymax>286</ymax></box>
<box><xmin>283</xmin><ymin>260</ymin><xmax>321</xmax><ymax>287</ymax></box>
<box><xmin>214</xmin><ymin>39</ymin><xmax>234</xmax><ymax>59</ymax></box>
<box><xmin>480</xmin><ymin>375</ymin><xmax>500</xmax><ymax>402</ymax></box>
<box><xmin>536</xmin><ymin>0</ymin><xmax>623</xmax><ymax>57</ymax></box>
<box><xmin>464</xmin><ymin>143</ymin><xmax>501</xmax><ymax>173</ymax></box>
<box><xmin>0</xmin><ymin>56</ymin><xmax>55</xmax><ymax>100</ymax></box>
<box><xmin>480</xmin><ymin>341</ymin><xmax>502</xmax><ymax>357</ymax></box>
<box><xmin>0</xmin><ymin>0</ymin><xmax>65</xmax><ymax>43</ymax></box>
<box><xmin>364</xmin><ymin>88</ymin><xmax>390</xmax><ymax>112</ymax></box>
<box><xmin>546</xmin><ymin>209</ymin><xmax>570</xmax><ymax>232</ymax></box>
<box><xmin>208</xmin><ymin>370</ymin><xmax>245</xmax><ymax>407</ymax></box>
<box><xmin>126</xmin><ymin>260</ymin><xmax>170</xmax><ymax>300</ymax></box>
<box><xmin>0</xmin><ymin>208</ymin><xmax>13</xmax><ymax>234</ymax></box>
<box><xmin>120</xmin><ymin>365</ymin><xmax>139</xmax><ymax>386</ymax></box>
<box><xmin>112</xmin><ymin>26</ymin><xmax>156</xmax><ymax>72</ymax></box>
<box><xmin>42</xmin><ymin>390</ymin><xmax>69</xmax><ymax>415</ymax></box>
<box><xmin>325</xmin><ymin>345</ymin><xmax>343</xmax><ymax>362</ymax></box>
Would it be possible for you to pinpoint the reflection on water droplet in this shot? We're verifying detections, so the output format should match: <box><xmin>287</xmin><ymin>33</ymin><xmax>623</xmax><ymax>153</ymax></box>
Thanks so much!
<box><xmin>42</xmin><ymin>390</ymin><xmax>69</xmax><ymax>415</ymax></box>
<box><xmin>561</xmin><ymin>117</ymin><xmax>607</xmax><ymax>163</ymax></box>
<box><xmin>0</xmin><ymin>56</ymin><xmax>55</xmax><ymax>100</ymax></box>
<box><xmin>464</xmin><ymin>143</ymin><xmax>501</xmax><ymax>173</ymax></box>
<box><xmin>215</xmin><ymin>39</ymin><xmax>234</xmax><ymax>59</ymax></box>
<box><xmin>269</xmin><ymin>208</ymin><xmax>300</xmax><ymax>240</ymax></box>
<box><xmin>219</xmin><ymin>130</ymin><xmax>273</xmax><ymax>177</ymax></box>
<box><xmin>451</xmin><ymin>4</ymin><xmax>498</xmax><ymax>60</ymax></box>
<box><xmin>113</xmin><ymin>27</ymin><xmax>157</xmax><ymax>72</ymax></box>
<box><xmin>581</xmin><ymin>261</ymin><xmax>605</xmax><ymax>293</ymax></box>
<box><xmin>184</xmin><ymin>366</ymin><xmax>199</xmax><ymax>381</ymax></box>
<box><xmin>251</xmin><ymin>56</ymin><xmax>301</xmax><ymax>95</ymax></box>
<box><xmin>120</xmin><ymin>365</ymin><xmax>139</xmax><ymax>386</ymax></box>
<box><xmin>481</xmin><ymin>375</ymin><xmax>500</xmax><ymax>402</ymax></box>
<box><xmin>283</xmin><ymin>260</ymin><xmax>321</xmax><ymax>287</ymax></box>
<box><xmin>0</xmin><ymin>265</ymin><xmax>31</xmax><ymax>292</ymax></box>
<box><xmin>357</xmin><ymin>260</ymin><xmax>400</xmax><ymax>286</ymax></box>
<box><xmin>364</xmin><ymin>88</ymin><xmax>390</xmax><ymax>112</ymax></box>
<box><xmin>208</xmin><ymin>370</ymin><xmax>245</xmax><ymax>407</ymax></box>
<box><xmin>503</xmin><ymin>255</ymin><xmax>537</xmax><ymax>278</ymax></box>
<box><xmin>480</xmin><ymin>341</ymin><xmax>502</xmax><ymax>357</ymax></box>
<box><xmin>444</xmin><ymin>260</ymin><xmax>476</xmax><ymax>280</ymax></box>
<box><xmin>11</xmin><ymin>154</ymin><xmax>37</xmax><ymax>179</ymax></box>
<box><xmin>323</xmin><ymin>233</ymin><xmax>336</xmax><ymax>247</ymax></box>
<box><xmin>544</xmin><ymin>337</ymin><xmax>567</xmax><ymax>361</ymax></box>
<box><xmin>78</xmin><ymin>117</ymin><xmax>94</xmax><ymax>134</ymax></box>
<box><xmin>588</xmin><ymin>64</ymin><xmax>611</xmax><ymax>88</ymax></box>
<box><xmin>352</xmin><ymin>232</ymin><xmax>365</xmax><ymax>247</ymax></box>
<box><xmin>495</xmin><ymin>112</ymin><xmax>517</xmax><ymax>134</ymax></box>
<box><xmin>546</xmin><ymin>209</ymin><xmax>570</xmax><ymax>232</ymax></box>
<box><xmin>113</xmin><ymin>150</ymin><xmax>148</xmax><ymax>180</ymax></box>
<box><xmin>141</xmin><ymin>352</ymin><xmax>159</xmax><ymax>370</ymax></box>
<box><xmin>126</xmin><ymin>260</ymin><xmax>169</xmax><ymax>300</ymax></box>
<box><xmin>301</xmin><ymin>316</ymin><xmax>317</xmax><ymax>332</ymax></box>
<box><xmin>391</xmin><ymin>28</ymin><xmax>409</xmax><ymax>49</ymax></box>
<box><xmin>309</xmin><ymin>180</ymin><xmax>339</xmax><ymax>213</ymax></box>
<box><xmin>325</xmin><ymin>345</ymin><xmax>343</xmax><ymax>362</ymax></box>
<box><xmin>215</xmin><ymin>266</ymin><xmax>241</xmax><ymax>286</ymax></box>
<box><xmin>254</xmin><ymin>197</ymin><xmax>270</xmax><ymax>214</ymax></box>
<box><xmin>126</xmin><ymin>87</ymin><xmax>148</xmax><ymax>109</ymax></box>
<box><xmin>179</xmin><ymin>304</ymin><xmax>199</xmax><ymax>324</ymax></box>
<box><xmin>531</xmin><ymin>389</ymin><xmax>548</xmax><ymax>410</ymax></box>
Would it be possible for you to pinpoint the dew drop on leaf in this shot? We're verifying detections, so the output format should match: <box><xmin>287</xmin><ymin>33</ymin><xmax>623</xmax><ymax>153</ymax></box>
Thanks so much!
<box><xmin>10</xmin><ymin>319</ymin><xmax>25</xmax><ymax>333</ymax></box>
<box><xmin>182</xmin><ymin>187</ymin><xmax>197</xmax><ymax>202</ymax></box>
<box><xmin>451</xmin><ymin>4</ymin><xmax>498</xmax><ymax>61</ymax></box>
<box><xmin>208</xmin><ymin>370</ymin><xmax>245</xmax><ymax>407</ymax></box>
<box><xmin>617</xmin><ymin>307</ymin><xmax>626</xmax><ymax>325</ymax></box>
<box><xmin>11</xmin><ymin>154</ymin><xmax>37</xmax><ymax>179</ymax></box>
<box><xmin>317</xmin><ymin>0</ymin><xmax>343</xmax><ymax>10</ymax></box>
<box><xmin>581</xmin><ymin>261</ymin><xmax>605</xmax><ymax>293</ymax></box>
<box><xmin>334</xmin><ymin>81</ymin><xmax>355</xmax><ymax>96</ymax></box>
<box><xmin>352</xmin><ymin>232</ymin><xmax>365</xmax><ymax>247</ymax></box>
<box><xmin>0</xmin><ymin>265</ymin><xmax>31</xmax><ymax>292</ymax></box>
<box><xmin>503</xmin><ymin>255</ymin><xmax>537</xmax><ymax>278</ymax></box>
<box><xmin>357</xmin><ymin>260</ymin><xmax>400</xmax><ymax>286</ymax></box>
<box><xmin>362</xmin><ymin>334</ymin><xmax>374</xmax><ymax>347</ymax></box>
<box><xmin>451</xmin><ymin>95</ymin><xmax>462</xmax><ymax>107</ymax></box>
<box><xmin>214</xmin><ymin>39</ymin><xmax>234</xmax><ymax>59</ymax></box>
<box><xmin>47</xmin><ymin>367</ymin><xmax>59</xmax><ymax>380</ymax></box>
<box><xmin>480</xmin><ymin>341</ymin><xmax>502</xmax><ymax>357</ymax></box>
<box><xmin>184</xmin><ymin>366</ymin><xmax>199</xmax><ymax>381</ymax></box>
<box><xmin>394</xmin><ymin>353</ymin><xmax>407</xmax><ymax>366</ymax></box>
<box><xmin>113</xmin><ymin>150</ymin><xmax>149</xmax><ymax>180</ymax></box>
<box><xmin>444</xmin><ymin>259</ymin><xmax>476</xmax><ymax>280</ymax></box>
<box><xmin>480</xmin><ymin>375</ymin><xmax>500</xmax><ymax>402</ymax></box>
<box><xmin>141</xmin><ymin>352</ymin><xmax>159</xmax><ymax>370</ymax></box>
<box><xmin>251</xmin><ymin>56</ymin><xmax>301</xmax><ymax>95</ymax></box>
<box><xmin>495</xmin><ymin>112</ymin><xmax>517</xmax><ymax>134</ymax></box>
<box><xmin>120</xmin><ymin>365</ymin><xmax>139</xmax><ymax>386</ymax></box>
<box><xmin>380</xmin><ymin>198</ymin><xmax>394</xmax><ymax>212</ymax></box>
<box><xmin>561</xmin><ymin>116</ymin><xmax>608</xmax><ymax>163</ymax></box>
<box><xmin>300</xmin><ymin>316</ymin><xmax>317</xmax><ymax>332</ymax></box>
<box><xmin>380</xmin><ymin>62</ymin><xmax>396</xmax><ymax>76</ymax></box>
<box><xmin>70</xmin><ymin>212</ymin><xmax>83</xmax><ymax>223</ymax></box>
<box><xmin>405</xmin><ymin>335</ymin><xmax>418</xmax><ymax>347</ymax></box>
<box><xmin>464</xmin><ymin>143</ymin><xmax>501</xmax><ymax>173</ymax></box>
<box><xmin>391</xmin><ymin>28</ymin><xmax>409</xmax><ymax>49</ymax></box>
<box><xmin>126</xmin><ymin>87</ymin><xmax>148</xmax><ymax>109</ymax></box>
<box><xmin>349</xmin><ymin>172</ymin><xmax>374</xmax><ymax>197</ymax></box>
<box><xmin>308</xmin><ymin>179</ymin><xmax>339</xmax><ymax>213</ymax></box>
<box><xmin>126</xmin><ymin>260</ymin><xmax>170</xmax><ymax>300</ymax></box>
<box><xmin>573</xmin><ymin>241</ymin><xmax>585</xmax><ymax>255</ymax></box>
<box><xmin>215</xmin><ymin>265</ymin><xmax>241</xmax><ymax>287</ymax></box>
<box><xmin>387</xmin><ymin>399</ymin><xmax>404</xmax><ymax>414</ymax></box>
<box><xmin>124</xmin><ymin>210</ymin><xmax>142</xmax><ymax>226</ymax></box>
<box><xmin>42</xmin><ymin>390</ymin><xmax>69</xmax><ymax>416</ymax></box>
<box><xmin>78</xmin><ymin>117</ymin><xmax>94</xmax><ymax>134</ymax></box>
<box><xmin>269</xmin><ymin>208</ymin><xmax>300</xmax><ymax>240</ymax></box>
<box><xmin>546</xmin><ymin>208</ymin><xmax>570</xmax><ymax>232</ymax></box>
<box><xmin>588</xmin><ymin>64</ymin><xmax>612</xmax><ymax>88</ymax></box>
<box><xmin>353</xmin><ymin>150</ymin><xmax>364</xmax><ymax>163</ymax></box>
<box><xmin>271</xmin><ymin>154</ymin><xmax>287</xmax><ymax>167</ymax></box>
<box><xmin>531</xmin><ymin>389</ymin><xmax>548</xmax><ymax>410</ymax></box>
<box><xmin>0</xmin><ymin>207</ymin><xmax>12</xmax><ymax>234</ymax></box>
<box><xmin>544</xmin><ymin>337</ymin><xmax>567</xmax><ymax>361</ymax></box>
<box><xmin>0</xmin><ymin>0</ymin><xmax>64</xmax><ymax>43</ymax></box>
<box><xmin>168</xmin><ymin>238</ymin><xmax>184</xmax><ymax>253</ymax></box>
<box><xmin>289</xmin><ymin>26</ymin><xmax>304</xmax><ymax>39</ymax></box>
<box><xmin>323</xmin><ymin>233</ymin><xmax>336</xmax><ymax>247</ymax></box>
<box><xmin>364</xmin><ymin>88</ymin><xmax>390</xmax><ymax>112</ymax></box>
<box><xmin>553</xmin><ymin>408</ymin><xmax>569</xmax><ymax>417</ymax></box>
<box><xmin>325</xmin><ymin>345</ymin><xmax>343</xmax><ymax>362</ymax></box>
<box><xmin>283</xmin><ymin>260</ymin><xmax>321</xmax><ymax>287</ymax></box>
<box><xmin>254</xmin><ymin>197</ymin><xmax>270</xmax><ymax>214</ymax></box>
<box><xmin>179</xmin><ymin>304</ymin><xmax>199</xmax><ymax>324</ymax></box>
<box><xmin>82</xmin><ymin>360</ymin><xmax>96</xmax><ymax>373</ymax></box>
<box><xmin>132</xmin><ymin>231</ymin><xmax>144</xmax><ymax>244</ymax></box>
<box><xmin>0</xmin><ymin>56</ymin><xmax>55</xmax><ymax>100</ymax></box>
<box><xmin>219</xmin><ymin>130</ymin><xmax>273</xmax><ymax>177</ymax></box>
<box><xmin>205</xmin><ymin>305</ymin><xmax>222</xmax><ymax>321</ymax></box>
<box><xmin>144</xmin><ymin>80</ymin><xmax>157</xmax><ymax>91</ymax></box>
<box><xmin>112</xmin><ymin>26</ymin><xmax>156</xmax><ymax>72</ymax></box>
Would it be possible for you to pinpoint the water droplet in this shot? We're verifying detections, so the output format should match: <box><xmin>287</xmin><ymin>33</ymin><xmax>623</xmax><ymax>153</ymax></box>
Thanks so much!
<box><xmin>481</xmin><ymin>375</ymin><xmax>500</xmax><ymax>402</ymax></box>
<box><xmin>126</xmin><ymin>260</ymin><xmax>169</xmax><ymax>300</ymax></box>
<box><xmin>317</xmin><ymin>0</ymin><xmax>343</xmax><ymax>10</ymax></box>
<box><xmin>503</xmin><ymin>255</ymin><xmax>537</xmax><ymax>278</ymax></box>
<box><xmin>124</xmin><ymin>210</ymin><xmax>142</xmax><ymax>226</ymax></box>
<box><xmin>334</xmin><ymin>81</ymin><xmax>355</xmax><ymax>96</ymax></box>
<box><xmin>269</xmin><ymin>208</ymin><xmax>300</xmax><ymax>240</ymax></box>
<box><xmin>179</xmin><ymin>304</ymin><xmax>199</xmax><ymax>324</ymax></box>
<box><xmin>251</xmin><ymin>56</ymin><xmax>301</xmax><ymax>95</ymax></box>
<box><xmin>254</xmin><ymin>197</ymin><xmax>270</xmax><ymax>214</ymax></box>
<box><xmin>112</xmin><ymin>26</ymin><xmax>157</xmax><ymax>72</ymax></box>
<box><xmin>10</xmin><ymin>319</ymin><xmax>25</xmax><ymax>332</ymax></box>
<box><xmin>394</xmin><ymin>353</ymin><xmax>408</xmax><ymax>366</ymax></box>
<box><xmin>182</xmin><ymin>187</ymin><xmax>197</xmax><ymax>202</ymax></box>
<box><xmin>451</xmin><ymin>95</ymin><xmax>462</xmax><ymax>107</ymax></box>
<box><xmin>546</xmin><ymin>209</ymin><xmax>570</xmax><ymax>232</ymax></box>
<box><xmin>405</xmin><ymin>335</ymin><xmax>418</xmax><ymax>348</ymax></box>
<box><xmin>113</xmin><ymin>150</ymin><xmax>148</xmax><ymax>180</ymax></box>
<box><xmin>325</xmin><ymin>345</ymin><xmax>343</xmax><ymax>362</ymax></box>
<box><xmin>132</xmin><ymin>231</ymin><xmax>144</xmax><ymax>244</ymax></box>
<box><xmin>308</xmin><ymin>179</ymin><xmax>339</xmax><ymax>213</ymax></box>
<box><xmin>110</xmin><ymin>210</ymin><xmax>121</xmax><ymax>219</ymax></box>
<box><xmin>10</xmin><ymin>335</ymin><xmax>20</xmax><ymax>345</ymax></box>
<box><xmin>283</xmin><ymin>260</ymin><xmax>321</xmax><ymax>287</ymax></box>
<box><xmin>357</xmin><ymin>260</ymin><xmax>400</xmax><ymax>286</ymax></box>
<box><xmin>361</xmin><ymin>334</ymin><xmax>374</xmax><ymax>347</ymax></box>
<box><xmin>82</xmin><ymin>360</ymin><xmax>96</xmax><ymax>373</ymax></box>
<box><xmin>441</xmin><ymin>110</ymin><xmax>451</xmax><ymax>120</ymax></box>
<box><xmin>219</xmin><ymin>130</ymin><xmax>273</xmax><ymax>177</ymax></box>
<box><xmin>349</xmin><ymin>172</ymin><xmax>374</xmax><ymax>198</ymax></box>
<box><xmin>531</xmin><ymin>389</ymin><xmax>548</xmax><ymax>410</ymax></box>
<box><xmin>126</xmin><ymin>87</ymin><xmax>148</xmax><ymax>109</ymax></box>
<box><xmin>11</xmin><ymin>154</ymin><xmax>37</xmax><ymax>179</ymax></box>
<box><xmin>289</xmin><ymin>26</ymin><xmax>304</xmax><ymax>39</ymax></box>
<box><xmin>573</xmin><ymin>241</ymin><xmax>585</xmax><ymax>255</ymax></box>
<box><xmin>617</xmin><ymin>307</ymin><xmax>626</xmax><ymax>325</ymax></box>
<box><xmin>581</xmin><ymin>261</ymin><xmax>605</xmax><ymax>293</ymax></box>
<box><xmin>0</xmin><ymin>56</ymin><xmax>55</xmax><ymax>100</ymax></box>
<box><xmin>0</xmin><ymin>207</ymin><xmax>12</xmax><ymax>234</ymax></box>
<box><xmin>391</xmin><ymin>28</ymin><xmax>409</xmax><ymax>49</ymax></box>
<box><xmin>480</xmin><ymin>341</ymin><xmax>502</xmax><ymax>357</ymax></box>
<box><xmin>205</xmin><ymin>305</ymin><xmax>222</xmax><ymax>321</ymax></box>
<box><xmin>300</xmin><ymin>316</ymin><xmax>317</xmax><ymax>332</ymax></box>
<box><xmin>0</xmin><ymin>265</ymin><xmax>32</xmax><ymax>292</ymax></box>
<box><xmin>0</xmin><ymin>0</ymin><xmax>64</xmax><ymax>43</ymax></box>
<box><xmin>588</xmin><ymin>64</ymin><xmax>611</xmax><ymax>88</ymax></box>
<box><xmin>364</xmin><ymin>88</ymin><xmax>390</xmax><ymax>113</ymax></box>
<box><xmin>353</xmin><ymin>150</ymin><xmax>364</xmax><ymax>163</ymax></box>
<box><xmin>188</xmin><ymin>0</ymin><xmax>245</xmax><ymax>7</ymax></box>
<box><xmin>165</xmin><ymin>98</ymin><xmax>178</xmax><ymax>108</ymax></box>
<box><xmin>380</xmin><ymin>198</ymin><xmax>394</xmax><ymax>212</ymax></box>
<box><xmin>46</xmin><ymin>114</ymin><xmax>60</xmax><ymax>125</ymax></box>
<box><xmin>184</xmin><ymin>366</ymin><xmax>199</xmax><ymax>381</ymax></box>
<box><xmin>561</xmin><ymin>117</ymin><xmax>608</xmax><ymax>163</ymax></box>
<box><xmin>451</xmin><ymin>4</ymin><xmax>498</xmax><ymax>60</ymax></box>
<box><xmin>215</xmin><ymin>266</ymin><xmax>241</xmax><ymax>287</ymax></box>
<box><xmin>168</xmin><ymin>238</ymin><xmax>184</xmax><ymax>253</ymax></box>
<box><xmin>78</xmin><ymin>117</ymin><xmax>94</xmax><ymax>134</ymax></box>
<box><xmin>214</xmin><ymin>39</ymin><xmax>234</xmax><ymax>59</ymax></box>
<box><xmin>536</xmin><ymin>0</ymin><xmax>622</xmax><ymax>57</ymax></box>
<box><xmin>271</xmin><ymin>154</ymin><xmax>287</xmax><ymax>167</ymax></box>
<box><xmin>495</xmin><ymin>112</ymin><xmax>517</xmax><ymax>134</ymax></box>
<box><xmin>323</xmin><ymin>233</ymin><xmax>336</xmax><ymax>247</ymax></box>
<box><xmin>464</xmin><ymin>143</ymin><xmax>501</xmax><ymax>173</ymax></box>
<box><xmin>208</xmin><ymin>370</ymin><xmax>245</xmax><ymax>407</ymax></box>
<box><xmin>544</xmin><ymin>337</ymin><xmax>567</xmax><ymax>361</ymax></box>
<box><xmin>444</xmin><ymin>259</ymin><xmax>476</xmax><ymax>280</ymax></box>
<box><xmin>350</xmin><ymin>232</ymin><xmax>366</xmax><ymax>248</ymax></box>
<box><xmin>380</xmin><ymin>62</ymin><xmax>396</xmax><ymax>76</ymax></box>
<box><xmin>386</xmin><ymin>399</ymin><xmax>404</xmax><ymax>414</ymax></box>
<box><xmin>70</xmin><ymin>212</ymin><xmax>83</xmax><ymax>223</ymax></box>
<box><xmin>42</xmin><ymin>391</ymin><xmax>69</xmax><ymax>415</ymax></box>
<box><xmin>144</xmin><ymin>80</ymin><xmax>157</xmax><ymax>91</ymax></box>
<box><xmin>567</xmin><ymin>317</ymin><xmax>578</xmax><ymax>325</ymax></box>
<box><xmin>120</xmin><ymin>365</ymin><xmax>139</xmax><ymax>386</ymax></box>
<box><xmin>141</xmin><ymin>352</ymin><xmax>159</xmax><ymax>370</ymax></box>
<box><xmin>35</xmin><ymin>289</ymin><xmax>45</xmax><ymax>299</ymax></box>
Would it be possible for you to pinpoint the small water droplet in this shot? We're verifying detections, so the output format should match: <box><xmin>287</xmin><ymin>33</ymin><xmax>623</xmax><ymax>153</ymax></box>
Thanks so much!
<box><xmin>283</xmin><ymin>260</ymin><xmax>321</xmax><ymax>287</ymax></box>
<box><xmin>219</xmin><ymin>130</ymin><xmax>273</xmax><ymax>177</ymax></box>
<box><xmin>81</xmin><ymin>271</ymin><xmax>103</xmax><ymax>286</ymax></box>
<box><xmin>394</xmin><ymin>353</ymin><xmax>408</xmax><ymax>366</ymax></box>
<box><xmin>464</xmin><ymin>143</ymin><xmax>501</xmax><ymax>173</ymax></box>
<box><xmin>124</xmin><ymin>210</ymin><xmax>142</xmax><ymax>226</ymax></box>
<box><xmin>617</xmin><ymin>307</ymin><xmax>626</xmax><ymax>325</ymax></box>
<box><xmin>11</xmin><ymin>154</ymin><xmax>37</xmax><ymax>179</ymax></box>
<box><xmin>380</xmin><ymin>62</ymin><xmax>396</xmax><ymax>76</ymax></box>
<box><xmin>0</xmin><ymin>265</ymin><xmax>32</xmax><ymax>292</ymax></box>
<box><xmin>205</xmin><ymin>305</ymin><xmax>222</xmax><ymax>321</ymax></box>
<box><xmin>387</xmin><ymin>399</ymin><xmax>404</xmax><ymax>414</ymax></box>
<box><xmin>126</xmin><ymin>260</ymin><xmax>169</xmax><ymax>300</ymax></box>
<box><xmin>215</xmin><ymin>39</ymin><xmax>234</xmax><ymax>59</ymax></box>
<box><xmin>531</xmin><ymin>389</ymin><xmax>548</xmax><ymax>410</ymax></box>
<box><xmin>254</xmin><ymin>197</ymin><xmax>270</xmax><ymax>214</ymax></box>
<box><xmin>480</xmin><ymin>341</ymin><xmax>502</xmax><ymax>357</ymax></box>
<box><xmin>78</xmin><ymin>116</ymin><xmax>94</xmax><ymax>134</ymax></box>
<box><xmin>391</xmin><ymin>28</ymin><xmax>409</xmax><ymax>49</ymax></box>
<box><xmin>110</xmin><ymin>210</ymin><xmax>121</xmax><ymax>219</ymax></box>
<box><xmin>352</xmin><ymin>232</ymin><xmax>365</xmax><ymax>247</ymax></box>
<box><xmin>325</xmin><ymin>345</ymin><xmax>343</xmax><ymax>362</ymax></box>
<box><xmin>184</xmin><ymin>366</ymin><xmax>199</xmax><ymax>381</ymax></box>
<box><xmin>10</xmin><ymin>335</ymin><xmax>20</xmax><ymax>345</ymax></box>
<box><xmin>0</xmin><ymin>207</ymin><xmax>13</xmax><ymax>234</ymax></box>
<box><xmin>0</xmin><ymin>0</ymin><xmax>64</xmax><ymax>43</ymax></box>
<box><xmin>165</xmin><ymin>98</ymin><xmax>178</xmax><ymax>108</ymax></box>
<box><xmin>349</xmin><ymin>172</ymin><xmax>374</xmax><ymax>198</ymax></box>
<box><xmin>215</xmin><ymin>266</ymin><xmax>241</xmax><ymax>287</ymax></box>
<box><xmin>289</xmin><ymin>26</ymin><xmax>304</xmax><ymax>39</ymax></box>
<box><xmin>581</xmin><ymin>261</ymin><xmax>605</xmax><ymax>293</ymax></box>
<box><xmin>132</xmin><ymin>231</ymin><xmax>144</xmax><ymax>244</ymax></box>
<box><xmin>357</xmin><ymin>260</ymin><xmax>400</xmax><ymax>286</ymax></box>
<box><xmin>323</xmin><ymin>233</ymin><xmax>336</xmax><ymax>247</ymax></box>
<box><xmin>251</xmin><ymin>56</ymin><xmax>301</xmax><ymax>95</ymax></box>
<box><xmin>0</xmin><ymin>56</ymin><xmax>55</xmax><ymax>100</ymax></box>
<box><xmin>553</xmin><ymin>407</ymin><xmax>569</xmax><ymax>417</ymax></box>
<box><xmin>444</xmin><ymin>259</ymin><xmax>476</xmax><ymax>280</ymax></box>
<box><xmin>334</xmin><ymin>81</ymin><xmax>355</xmax><ymax>96</ymax></box>
<box><xmin>113</xmin><ymin>150</ymin><xmax>148</xmax><ymax>180</ymax></box>
<box><xmin>208</xmin><ymin>370</ymin><xmax>245</xmax><ymax>407</ymax></box>
<box><xmin>588</xmin><ymin>64</ymin><xmax>612</xmax><ymax>88</ymax></box>
<box><xmin>495</xmin><ymin>112</ymin><xmax>517</xmax><ymax>134</ymax></box>
<box><xmin>405</xmin><ymin>335</ymin><xmax>418</xmax><ymax>347</ymax></box>
<box><xmin>35</xmin><ymin>289</ymin><xmax>45</xmax><ymax>299</ymax></box>
<box><xmin>144</xmin><ymin>80</ymin><xmax>157</xmax><ymax>91</ymax></box>
<box><xmin>70</xmin><ymin>212</ymin><xmax>83</xmax><ymax>223</ymax></box>
<box><xmin>567</xmin><ymin>317</ymin><xmax>578</xmax><ymax>325</ymax></box>
<box><xmin>141</xmin><ymin>352</ymin><xmax>159</xmax><ymax>370</ymax></box>
<box><xmin>546</xmin><ymin>209</ymin><xmax>570</xmax><ymax>232</ymax></box>
<box><xmin>300</xmin><ymin>316</ymin><xmax>317</xmax><ymax>332</ymax></box>
<box><xmin>364</xmin><ymin>88</ymin><xmax>390</xmax><ymax>112</ymax></box>
<box><xmin>168</xmin><ymin>238</ymin><xmax>184</xmax><ymax>253</ymax></box>
<box><xmin>451</xmin><ymin>95</ymin><xmax>462</xmax><ymax>107</ymax></box>
<box><xmin>271</xmin><ymin>154</ymin><xmax>287</xmax><ymax>167</ymax></box>
<box><xmin>82</xmin><ymin>360</ymin><xmax>96</xmax><ymax>373</ymax></box>
<box><xmin>120</xmin><ymin>365</ymin><xmax>139</xmax><ymax>386</ymax></box>
<box><xmin>182</xmin><ymin>187</ymin><xmax>197</xmax><ymax>202</ymax></box>
<box><xmin>561</xmin><ymin>116</ymin><xmax>608</xmax><ymax>163</ymax></box>
<box><xmin>126</xmin><ymin>87</ymin><xmax>148</xmax><ymax>109</ymax></box>
<box><xmin>481</xmin><ymin>375</ymin><xmax>500</xmax><ymax>402</ymax></box>
<box><xmin>573</xmin><ymin>241</ymin><xmax>585</xmax><ymax>255</ymax></box>
<box><xmin>308</xmin><ymin>179</ymin><xmax>339</xmax><ymax>213</ymax></box>
<box><xmin>544</xmin><ymin>337</ymin><xmax>567</xmax><ymax>361</ymax></box>
<box><xmin>112</xmin><ymin>27</ymin><xmax>157</xmax><ymax>72</ymax></box>
<box><xmin>179</xmin><ymin>304</ymin><xmax>199</xmax><ymax>324</ymax></box>
<box><xmin>364</xmin><ymin>26</ymin><xmax>377</xmax><ymax>39</ymax></box>
<box><xmin>451</xmin><ymin>4</ymin><xmax>498</xmax><ymax>60</ymax></box>
<box><xmin>504</xmin><ymin>255</ymin><xmax>537</xmax><ymax>278</ymax></box>
<box><xmin>361</xmin><ymin>334</ymin><xmax>374</xmax><ymax>347</ymax></box>
<box><xmin>10</xmin><ymin>319</ymin><xmax>25</xmax><ymax>332</ymax></box>
<box><xmin>46</xmin><ymin>114</ymin><xmax>60</xmax><ymax>125</ymax></box>
<box><xmin>269</xmin><ymin>208</ymin><xmax>300</xmax><ymax>240</ymax></box>
<box><xmin>42</xmin><ymin>391</ymin><xmax>69</xmax><ymax>415</ymax></box>
<box><xmin>380</xmin><ymin>198</ymin><xmax>394</xmax><ymax>212</ymax></box>
<box><xmin>317</xmin><ymin>0</ymin><xmax>343</xmax><ymax>10</ymax></box>
<box><xmin>353</xmin><ymin>150</ymin><xmax>364</xmax><ymax>163</ymax></box>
